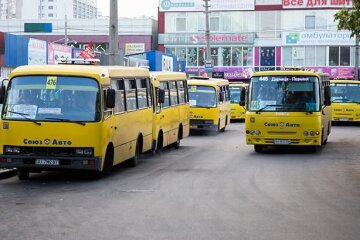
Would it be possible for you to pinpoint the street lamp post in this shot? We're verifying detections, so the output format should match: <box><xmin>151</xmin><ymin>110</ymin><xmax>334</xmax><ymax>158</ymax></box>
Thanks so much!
<box><xmin>109</xmin><ymin>0</ymin><xmax>120</xmax><ymax>65</ymax></box>
<box><xmin>204</xmin><ymin>0</ymin><xmax>212</xmax><ymax>77</ymax></box>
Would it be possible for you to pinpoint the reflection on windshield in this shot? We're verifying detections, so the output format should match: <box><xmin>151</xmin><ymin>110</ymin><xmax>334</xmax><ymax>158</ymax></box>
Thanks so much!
<box><xmin>249</xmin><ymin>76</ymin><xmax>320</xmax><ymax>112</ymax></box>
<box><xmin>230</xmin><ymin>87</ymin><xmax>243</xmax><ymax>103</ymax></box>
<box><xmin>3</xmin><ymin>76</ymin><xmax>100</xmax><ymax>122</ymax></box>
<box><xmin>330</xmin><ymin>83</ymin><xmax>360</xmax><ymax>103</ymax></box>
<box><xmin>188</xmin><ymin>85</ymin><xmax>216</xmax><ymax>108</ymax></box>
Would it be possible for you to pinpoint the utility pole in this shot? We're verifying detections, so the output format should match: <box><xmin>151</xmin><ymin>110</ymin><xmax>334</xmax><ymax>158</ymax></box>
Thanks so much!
<box><xmin>64</xmin><ymin>14</ymin><xmax>68</xmax><ymax>45</ymax></box>
<box><xmin>355</xmin><ymin>36</ymin><xmax>359</xmax><ymax>80</ymax></box>
<box><xmin>204</xmin><ymin>0</ymin><xmax>212</xmax><ymax>76</ymax></box>
<box><xmin>109</xmin><ymin>0</ymin><xmax>119</xmax><ymax>65</ymax></box>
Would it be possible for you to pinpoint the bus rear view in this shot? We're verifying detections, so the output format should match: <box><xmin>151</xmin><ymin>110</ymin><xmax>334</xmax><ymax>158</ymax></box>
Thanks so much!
<box><xmin>244</xmin><ymin>70</ymin><xmax>332</xmax><ymax>152</ymax></box>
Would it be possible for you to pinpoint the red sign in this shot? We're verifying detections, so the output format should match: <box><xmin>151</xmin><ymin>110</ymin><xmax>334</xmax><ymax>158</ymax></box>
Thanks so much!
<box><xmin>283</xmin><ymin>0</ymin><xmax>353</xmax><ymax>8</ymax></box>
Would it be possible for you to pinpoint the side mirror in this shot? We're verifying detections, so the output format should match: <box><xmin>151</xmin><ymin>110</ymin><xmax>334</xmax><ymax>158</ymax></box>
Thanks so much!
<box><xmin>106</xmin><ymin>89</ymin><xmax>116</xmax><ymax>108</ymax></box>
<box><xmin>0</xmin><ymin>79</ymin><xmax>9</xmax><ymax>104</ymax></box>
<box><xmin>324</xmin><ymin>85</ymin><xmax>331</xmax><ymax>106</ymax></box>
<box><xmin>158</xmin><ymin>89</ymin><xmax>165</xmax><ymax>104</ymax></box>
<box><xmin>239</xmin><ymin>87</ymin><xmax>246</xmax><ymax>106</ymax></box>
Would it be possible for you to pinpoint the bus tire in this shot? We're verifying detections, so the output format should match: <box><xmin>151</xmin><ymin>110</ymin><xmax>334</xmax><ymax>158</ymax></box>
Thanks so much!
<box><xmin>18</xmin><ymin>169</ymin><xmax>29</xmax><ymax>180</ymax></box>
<box><xmin>254</xmin><ymin>145</ymin><xmax>264</xmax><ymax>153</ymax></box>
<box><xmin>216</xmin><ymin>119</ymin><xmax>221</xmax><ymax>133</ymax></box>
<box><xmin>321</xmin><ymin>128</ymin><xmax>328</xmax><ymax>145</ymax></box>
<box><xmin>128</xmin><ymin>139</ymin><xmax>141</xmax><ymax>167</ymax></box>
<box><xmin>102</xmin><ymin>147</ymin><xmax>114</xmax><ymax>176</ymax></box>
<box><xmin>155</xmin><ymin>132</ymin><xmax>163</xmax><ymax>153</ymax></box>
<box><xmin>174</xmin><ymin>127</ymin><xmax>182</xmax><ymax>149</ymax></box>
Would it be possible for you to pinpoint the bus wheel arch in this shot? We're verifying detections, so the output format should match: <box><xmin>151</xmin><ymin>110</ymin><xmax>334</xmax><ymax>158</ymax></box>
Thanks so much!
<box><xmin>127</xmin><ymin>136</ymin><xmax>142</xmax><ymax>167</ymax></box>
<box><xmin>174</xmin><ymin>125</ymin><xmax>183</xmax><ymax>149</ymax></box>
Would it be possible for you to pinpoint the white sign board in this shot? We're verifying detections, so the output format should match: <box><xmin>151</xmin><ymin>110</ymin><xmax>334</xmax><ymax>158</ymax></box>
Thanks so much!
<box><xmin>125</xmin><ymin>43</ymin><xmax>145</xmax><ymax>55</ymax></box>
<box><xmin>282</xmin><ymin>0</ymin><xmax>353</xmax><ymax>9</ymax></box>
<box><xmin>28</xmin><ymin>38</ymin><xmax>47</xmax><ymax>65</ymax></box>
<box><xmin>282</xmin><ymin>31</ymin><xmax>356</xmax><ymax>46</ymax></box>
<box><xmin>162</xmin><ymin>55</ymin><xmax>174</xmax><ymax>72</ymax></box>
<box><xmin>159</xmin><ymin>0</ymin><xmax>254</xmax><ymax>12</ymax></box>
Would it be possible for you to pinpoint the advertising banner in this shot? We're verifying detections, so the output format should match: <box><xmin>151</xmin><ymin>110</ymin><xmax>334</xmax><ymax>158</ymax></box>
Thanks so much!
<box><xmin>159</xmin><ymin>0</ymin><xmax>254</xmax><ymax>12</ymax></box>
<box><xmin>282</xmin><ymin>31</ymin><xmax>355</xmax><ymax>46</ymax></box>
<box><xmin>162</xmin><ymin>55</ymin><xmax>174</xmax><ymax>71</ymax></box>
<box><xmin>308</xmin><ymin>67</ymin><xmax>354</xmax><ymax>79</ymax></box>
<box><xmin>125</xmin><ymin>43</ymin><xmax>145</xmax><ymax>55</ymax></box>
<box><xmin>28</xmin><ymin>38</ymin><xmax>47</xmax><ymax>65</ymax></box>
<box><xmin>282</xmin><ymin>0</ymin><xmax>353</xmax><ymax>9</ymax></box>
<box><xmin>48</xmin><ymin>43</ymin><xmax>72</xmax><ymax>64</ymax></box>
<box><xmin>186</xmin><ymin>66</ymin><xmax>253</xmax><ymax>79</ymax></box>
<box><xmin>159</xmin><ymin>33</ymin><xmax>255</xmax><ymax>45</ymax></box>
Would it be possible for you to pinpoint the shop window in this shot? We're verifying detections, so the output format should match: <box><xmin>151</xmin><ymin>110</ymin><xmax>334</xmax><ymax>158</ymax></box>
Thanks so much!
<box><xmin>210</xmin><ymin>16</ymin><xmax>219</xmax><ymax>32</ymax></box>
<box><xmin>329</xmin><ymin>47</ymin><xmax>339</xmax><ymax>66</ymax></box>
<box><xmin>176</xmin><ymin>17</ymin><xmax>186</xmax><ymax>32</ymax></box>
<box><xmin>232</xmin><ymin>47</ymin><xmax>242</xmax><ymax>66</ymax></box>
<box><xmin>211</xmin><ymin>48</ymin><xmax>218</xmax><ymax>66</ymax></box>
<box><xmin>305</xmin><ymin>16</ymin><xmax>315</xmax><ymax>30</ymax></box>
<box><xmin>221</xmin><ymin>47</ymin><xmax>231</xmax><ymax>66</ymax></box>
<box><xmin>243</xmin><ymin>47</ymin><xmax>253</xmax><ymax>66</ymax></box>
<box><xmin>340</xmin><ymin>47</ymin><xmax>350</xmax><ymax>66</ymax></box>
<box><xmin>187</xmin><ymin>48</ymin><xmax>198</xmax><ymax>66</ymax></box>
<box><xmin>198</xmin><ymin>48</ymin><xmax>206</xmax><ymax>66</ymax></box>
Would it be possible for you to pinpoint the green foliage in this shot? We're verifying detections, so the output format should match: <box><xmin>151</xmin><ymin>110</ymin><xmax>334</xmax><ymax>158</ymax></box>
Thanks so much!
<box><xmin>334</xmin><ymin>3</ymin><xmax>360</xmax><ymax>39</ymax></box>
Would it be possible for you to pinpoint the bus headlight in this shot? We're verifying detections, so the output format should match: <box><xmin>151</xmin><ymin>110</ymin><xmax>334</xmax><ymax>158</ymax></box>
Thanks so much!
<box><xmin>5</xmin><ymin>146</ymin><xmax>20</xmax><ymax>154</ymax></box>
<box><xmin>303</xmin><ymin>131</ymin><xmax>309</xmax><ymax>136</ymax></box>
<box><xmin>255</xmin><ymin>130</ymin><xmax>261</xmax><ymax>135</ymax></box>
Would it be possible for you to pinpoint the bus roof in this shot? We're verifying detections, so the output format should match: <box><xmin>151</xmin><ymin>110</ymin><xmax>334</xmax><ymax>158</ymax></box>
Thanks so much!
<box><xmin>9</xmin><ymin>65</ymin><xmax>150</xmax><ymax>85</ymax></box>
<box><xmin>251</xmin><ymin>70</ymin><xmax>325</xmax><ymax>77</ymax></box>
<box><xmin>330</xmin><ymin>79</ymin><xmax>360</xmax><ymax>84</ymax></box>
<box><xmin>150</xmin><ymin>71</ymin><xmax>186</xmax><ymax>81</ymax></box>
<box><xmin>187</xmin><ymin>78</ymin><xmax>229</xmax><ymax>87</ymax></box>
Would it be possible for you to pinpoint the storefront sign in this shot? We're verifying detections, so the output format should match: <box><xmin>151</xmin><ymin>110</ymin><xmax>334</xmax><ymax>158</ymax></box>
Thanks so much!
<box><xmin>282</xmin><ymin>31</ymin><xmax>355</xmax><ymax>46</ymax></box>
<box><xmin>159</xmin><ymin>0</ymin><xmax>254</xmax><ymax>12</ymax></box>
<box><xmin>48</xmin><ymin>43</ymin><xmax>72</xmax><ymax>64</ymax></box>
<box><xmin>256</xmin><ymin>0</ymin><xmax>282</xmax><ymax>5</ymax></box>
<box><xmin>159</xmin><ymin>33</ymin><xmax>255</xmax><ymax>45</ymax></box>
<box><xmin>186</xmin><ymin>66</ymin><xmax>253</xmax><ymax>80</ymax></box>
<box><xmin>283</xmin><ymin>0</ymin><xmax>353</xmax><ymax>9</ymax></box>
<box><xmin>28</xmin><ymin>38</ymin><xmax>47</xmax><ymax>65</ymax></box>
<box><xmin>308</xmin><ymin>67</ymin><xmax>354</xmax><ymax>79</ymax></box>
<box><xmin>125</xmin><ymin>43</ymin><xmax>145</xmax><ymax>55</ymax></box>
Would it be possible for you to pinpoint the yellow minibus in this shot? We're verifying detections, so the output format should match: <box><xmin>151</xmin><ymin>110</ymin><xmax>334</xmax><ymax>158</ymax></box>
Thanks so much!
<box><xmin>187</xmin><ymin>77</ymin><xmax>231</xmax><ymax>132</ymax></box>
<box><xmin>243</xmin><ymin>68</ymin><xmax>332</xmax><ymax>152</ymax></box>
<box><xmin>0</xmin><ymin>64</ymin><xmax>155</xmax><ymax>179</ymax></box>
<box><xmin>229</xmin><ymin>82</ymin><xmax>248</xmax><ymax>121</ymax></box>
<box><xmin>150</xmin><ymin>71</ymin><xmax>190</xmax><ymax>151</ymax></box>
<box><xmin>330</xmin><ymin>79</ymin><xmax>360</xmax><ymax>122</ymax></box>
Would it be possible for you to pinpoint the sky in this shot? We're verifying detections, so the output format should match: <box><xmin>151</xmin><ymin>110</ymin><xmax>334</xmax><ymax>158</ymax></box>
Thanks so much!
<box><xmin>97</xmin><ymin>0</ymin><xmax>159</xmax><ymax>18</ymax></box>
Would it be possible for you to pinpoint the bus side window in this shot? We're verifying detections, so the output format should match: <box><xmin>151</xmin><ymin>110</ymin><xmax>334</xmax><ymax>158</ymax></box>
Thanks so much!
<box><xmin>137</xmin><ymin>78</ymin><xmax>148</xmax><ymax>109</ymax></box>
<box><xmin>111</xmin><ymin>78</ymin><xmax>125</xmax><ymax>113</ymax></box>
<box><xmin>125</xmin><ymin>79</ymin><xmax>138</xmax><ymax>110</ymax></box>
<box><xmin>146</xmin><ymin>78</ymin><xmax>152</xmax><ymax>107</ymax></box>
<box><xmin>160</xmin><ymin>81</ymin><xmax>170</xmax><ymax>108</ymax></box>
<box><xmin>177</xmin><ymin>80</ymin><xmax>186</xmax><ymax>104</ymax></box>
<box><xmin>169</xmin><ymin>81</ymin><xmax>178</xmax><ymax>106</ymax></box>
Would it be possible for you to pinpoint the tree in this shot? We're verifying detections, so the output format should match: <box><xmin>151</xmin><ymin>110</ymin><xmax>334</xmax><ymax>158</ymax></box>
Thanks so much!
<box><xmin>334</xmin><ymin>3</ymin><xmax>360</xmax><ymax>80</ymax></box>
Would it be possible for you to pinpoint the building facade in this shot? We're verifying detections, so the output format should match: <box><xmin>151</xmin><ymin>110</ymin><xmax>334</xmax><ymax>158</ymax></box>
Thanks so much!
<box><xmin>158</xmin><ymin>0</ymin><xmax>355</xmax><ymax>80</ymax></box>
<box><xmin>0</xmin><ymin>0</ymin><xmax>98</xmax><ymax>20</ymax></box>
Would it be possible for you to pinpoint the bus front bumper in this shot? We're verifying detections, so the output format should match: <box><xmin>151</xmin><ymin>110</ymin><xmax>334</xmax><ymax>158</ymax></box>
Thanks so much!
<box><xmin>0</xmin><ymin>155</ymin><xmax>101</xmax><ymax>171</ymax></box>
<box><xmin>246</xmin><ymin>137</ymin><xmax>322</xmax><ymax>146</ymax></box>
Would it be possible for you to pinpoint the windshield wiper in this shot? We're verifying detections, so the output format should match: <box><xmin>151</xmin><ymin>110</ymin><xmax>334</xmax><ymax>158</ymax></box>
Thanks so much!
<box><xmin>256</xmin><ymin>104</ymin><xmax>287</xmax><ymax>113</ymax></box>
<box><xmin>45</xmin><ymin>117</ymin><xmax>86</xmax><ymax>126</ymax></box>
<box><xmin>8</xmin><ymin>111</ymin><xmax>41</xmax><ymax>126</ymax></box>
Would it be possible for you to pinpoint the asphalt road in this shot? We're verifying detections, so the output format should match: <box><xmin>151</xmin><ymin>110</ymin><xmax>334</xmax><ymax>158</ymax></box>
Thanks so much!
<box><xmin>1</xmin><ymin>122</ymin><xmax>360</xmax><ymax>240</ymax></box>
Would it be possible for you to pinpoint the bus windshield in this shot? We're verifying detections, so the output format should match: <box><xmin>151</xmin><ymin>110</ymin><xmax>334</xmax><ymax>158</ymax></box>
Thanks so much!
<box><xmin>2</xmin><ymin>76</ymin><xmax>100</xmax><ymax>122</ymax></box>
<box><xmin>249</xmin><ymin>76</ymin><xmax>320</xmax><ymax>112</ymax></box>
<box><xmin>330</xmin><ymin>83</ymin><xmax>360</xmax><ymax>103</ymax></box>
<box><xmin>188</xmin><ymin>85</ymin><xmax>216</xmax><ymax>108</ymax></box>
<box><xmin>229</xmin><ymin>87</ymin><xmax>244</xmax><ymax>104</ymax></box>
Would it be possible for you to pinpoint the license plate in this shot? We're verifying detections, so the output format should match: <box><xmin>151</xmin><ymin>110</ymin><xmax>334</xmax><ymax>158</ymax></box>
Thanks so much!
<box><xmin>273</xmin><ymin>139</ymin><xmax>291</xmax><ymax>145</ymax></box>
<box><xmin>35</xmin><ymin>159</ymin><xmax>59</xmax><ymax>165</ymax></box>
<box><xmin>339</xmin><ymin>118</ymin><xmax>349</xmax><ymax>121</ymax></box>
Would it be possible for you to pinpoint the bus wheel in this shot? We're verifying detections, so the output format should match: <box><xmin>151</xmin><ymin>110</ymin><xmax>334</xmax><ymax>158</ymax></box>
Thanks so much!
<box><xmin>18</xmin><ymin>169</ymin><xmax>29</xmax><ymax>180</ymax></box>
<box><xmin>156</xmin><ymin>133</ymin><xmax>163</xmax><ymax>153</ymax></box>
<box><xmin>174</xmin><ymin>130</ymin><xmax>181</xmax><ymax>149</ymax></box>
<box><xmin>102</xmin><ymin>147</ymin><xmax>114</xmax><ymax>176</ymax></box>
<box><xmin>128</xmin><ymin>140</ymin><xmax>141</xmax><ymax>167</ymax></box>
<box><xmin>254</xmin><ymin>145</ymin><xmax>264</xmax><ymax>153</ymax></box>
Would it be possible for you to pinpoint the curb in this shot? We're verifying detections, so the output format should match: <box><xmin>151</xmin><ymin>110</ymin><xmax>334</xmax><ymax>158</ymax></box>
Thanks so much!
<box><xmin>0</xmin><ymin>169</ymin><xmax>17</xmax><ymax>180</ymax></box>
